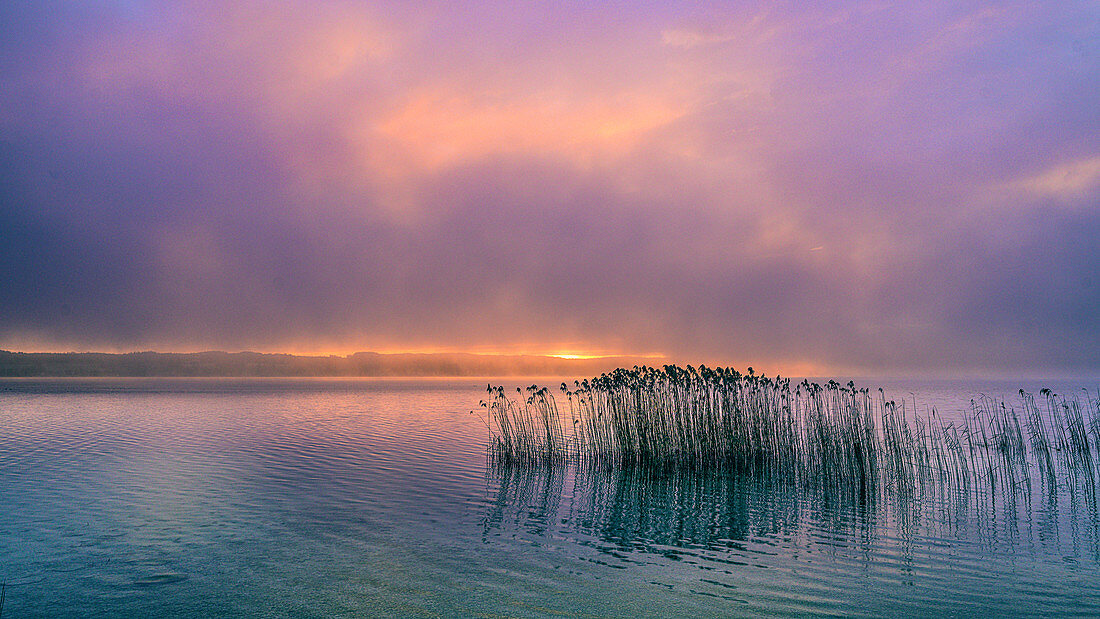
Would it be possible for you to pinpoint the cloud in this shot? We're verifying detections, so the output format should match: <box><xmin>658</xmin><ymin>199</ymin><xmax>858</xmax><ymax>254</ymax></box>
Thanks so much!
<box><xmin>0</xmin><ymin>1</ymin><xmax>1097</xmax><ymax>375</ymax></box>
<box><xmin>1009</xmin><ymin>156</ymin><xmax>1100</xmax><ymax>202</ymax></box>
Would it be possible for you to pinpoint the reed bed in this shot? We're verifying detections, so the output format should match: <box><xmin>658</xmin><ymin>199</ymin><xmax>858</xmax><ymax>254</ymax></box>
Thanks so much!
<box><xmin>478</xmin><ymin>366</ymin><xmax>1100</xmax><ymax>498</ymax></box>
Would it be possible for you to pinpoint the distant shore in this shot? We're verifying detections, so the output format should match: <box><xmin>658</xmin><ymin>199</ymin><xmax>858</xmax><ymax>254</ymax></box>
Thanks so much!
<box><xmin>0</xmin><ymin>350</ymin><xmax>659</xmax><ymax>378</ymax></box>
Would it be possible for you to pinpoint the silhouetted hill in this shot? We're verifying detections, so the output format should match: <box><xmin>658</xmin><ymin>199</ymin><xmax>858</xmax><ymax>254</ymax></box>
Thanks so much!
<box><xmin>0</xmin><ymin>350</ymin><xmax>659</xmax><ymax>377</ymax></box>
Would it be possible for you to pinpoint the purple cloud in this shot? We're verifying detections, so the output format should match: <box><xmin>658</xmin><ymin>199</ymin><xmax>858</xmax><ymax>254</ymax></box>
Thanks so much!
<box><xmin>1</xmin><ymin>1</ymin><xmax>1097</xmax><ymax>374</ymax></box>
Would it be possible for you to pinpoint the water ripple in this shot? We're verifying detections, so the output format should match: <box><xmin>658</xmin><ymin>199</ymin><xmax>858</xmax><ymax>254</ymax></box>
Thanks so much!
<box><xmin>1</xmin><ymin>377</ymin><xmax>1099</xmax><ymax>617</ymax></box>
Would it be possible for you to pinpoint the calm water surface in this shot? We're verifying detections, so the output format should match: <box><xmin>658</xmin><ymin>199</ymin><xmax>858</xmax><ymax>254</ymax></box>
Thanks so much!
<box><xmin>1</xmin><ymin>377</ymin><xmax>1098</xmax><ymax>617</ymax></box>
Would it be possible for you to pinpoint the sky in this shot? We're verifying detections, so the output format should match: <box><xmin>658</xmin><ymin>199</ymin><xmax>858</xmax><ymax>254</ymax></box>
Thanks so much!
<box><xmin>1</xmin><ymin>1</ymin><xmax>1098</xmax><ymax>376</ymax></box>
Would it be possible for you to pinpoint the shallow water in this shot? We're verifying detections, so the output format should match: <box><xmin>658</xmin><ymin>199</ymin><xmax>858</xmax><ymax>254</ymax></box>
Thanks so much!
<box><xmin>0</xmin><ymin>377</ymin><xmax>1098</xmax><ymax>617</ymax></box>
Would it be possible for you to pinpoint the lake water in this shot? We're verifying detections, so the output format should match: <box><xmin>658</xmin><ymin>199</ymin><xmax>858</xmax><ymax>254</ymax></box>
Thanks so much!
<box><xmin>1</xmin><ymin>377</ymin><xmax>1098</xmax><ymax>617</ymax></box>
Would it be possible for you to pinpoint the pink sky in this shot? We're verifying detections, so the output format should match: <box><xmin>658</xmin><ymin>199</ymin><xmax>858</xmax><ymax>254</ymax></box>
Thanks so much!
<box><xmin>1</xmin><ymin>2</ymin><xmax>1098</xmax><ymax>375</ymax></box>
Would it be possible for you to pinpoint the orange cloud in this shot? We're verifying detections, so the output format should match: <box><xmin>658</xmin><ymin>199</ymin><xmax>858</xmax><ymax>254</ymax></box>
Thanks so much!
<box><xmin>369</xmin><ymin>88</ymin><xmax>686</xmax><ymax>173</ymax></box>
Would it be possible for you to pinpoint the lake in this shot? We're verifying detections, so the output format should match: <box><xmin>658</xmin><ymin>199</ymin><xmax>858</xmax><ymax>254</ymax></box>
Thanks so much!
<box><xmin>1</xmin><ymin>377</ymin><xmax>1098</xmax><ymax>617</ymax></box>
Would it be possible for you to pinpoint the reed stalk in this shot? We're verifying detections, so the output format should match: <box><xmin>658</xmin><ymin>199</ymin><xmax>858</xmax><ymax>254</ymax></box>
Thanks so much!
<box><xmin>481</xmin><ymin>366</ymin><xmax>1100</xmax><ymax>500</ymax></box>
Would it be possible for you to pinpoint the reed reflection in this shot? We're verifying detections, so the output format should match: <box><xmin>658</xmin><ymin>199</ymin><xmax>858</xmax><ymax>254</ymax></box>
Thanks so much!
<box><xmin>484</xmin><ymin>463</ymin><xmax>884</xmax><ymax>562</ymax></box>
<box><xmin>483</xmin><ymin>455</ymin><xmax>1100</xmax><ymax>569</ymax></box>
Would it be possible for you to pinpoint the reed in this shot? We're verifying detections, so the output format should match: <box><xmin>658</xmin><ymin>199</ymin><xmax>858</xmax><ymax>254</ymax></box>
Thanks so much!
<box><xmin>479</xmin><ymin>365</ymin><xmax>1100</xmax><ymax>498</ymax></box>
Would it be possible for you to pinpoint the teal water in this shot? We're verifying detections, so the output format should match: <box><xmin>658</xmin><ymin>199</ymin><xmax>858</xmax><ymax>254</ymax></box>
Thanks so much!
<box><xmin>1</xmin><ymin>377</ymin><xmax>1098</xmax><ymax>617</ymax></box>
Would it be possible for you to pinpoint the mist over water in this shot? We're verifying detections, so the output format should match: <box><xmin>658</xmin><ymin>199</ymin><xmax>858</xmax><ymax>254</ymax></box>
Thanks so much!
<box><xmin>1</xmin><ymin>377</ymin><xmax>1098</xmax><ymax>617</ymax></box>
